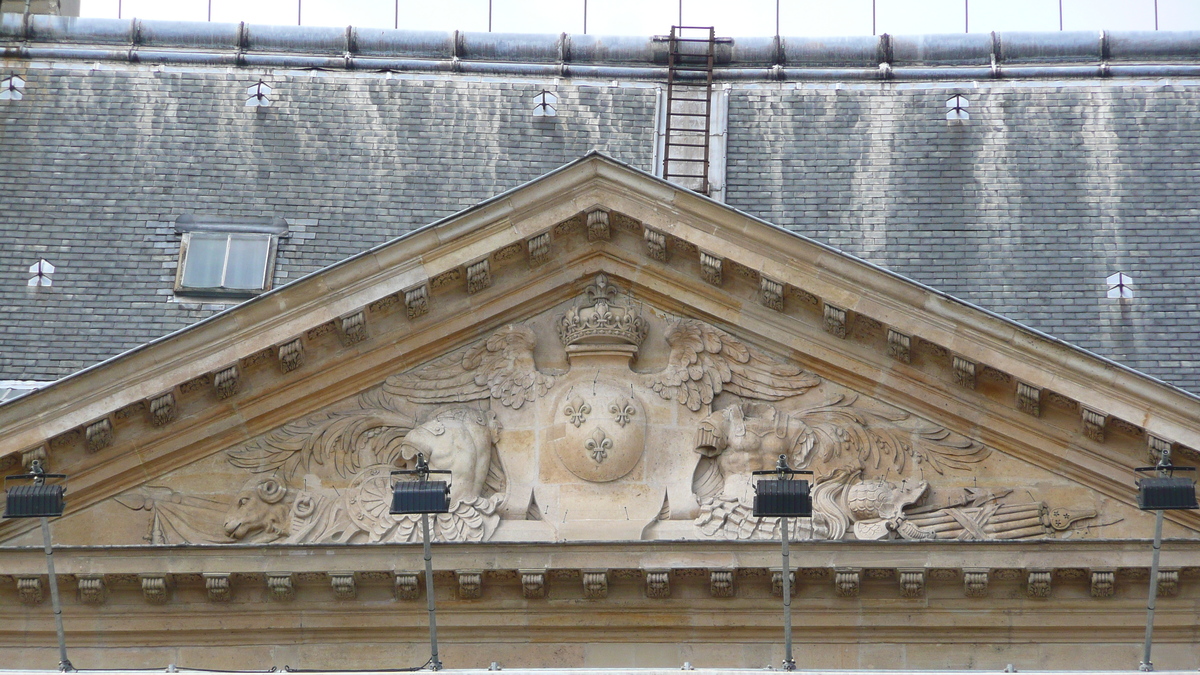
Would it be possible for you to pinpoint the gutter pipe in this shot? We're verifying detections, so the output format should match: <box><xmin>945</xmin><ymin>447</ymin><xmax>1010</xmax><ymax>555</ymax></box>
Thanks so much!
<box><xmin>6</xmin><ymin>15</ymin><xmax>1200</xmax><ymax>81</ymax></box>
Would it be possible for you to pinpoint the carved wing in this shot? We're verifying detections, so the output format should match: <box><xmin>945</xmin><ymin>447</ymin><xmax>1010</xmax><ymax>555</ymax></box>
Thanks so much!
<box><xmin>646</xmin><ymin>318</ymin><xmax>821</xmax><ymax>411</ymax></box>
<box><xmin>382</xmin><ymin>324</ymin><xmax>554</xmax><ymax>410</ymax></box>
<box><xmin>791</xmin><ymin>394</ymin><xmax>989</xmax><ymax>479</ymax></box>
<box><xmin>226</xmin><ymin>389</ymin><xmax>415</xmax><ymax>483</ymax></box>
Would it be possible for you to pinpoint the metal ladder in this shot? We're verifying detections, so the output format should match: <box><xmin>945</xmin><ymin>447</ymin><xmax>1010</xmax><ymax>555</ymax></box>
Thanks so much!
<box><xmin>662</xmin><ymin>26</ymin><xmax>716</xmax><ymax>195</ymax></box>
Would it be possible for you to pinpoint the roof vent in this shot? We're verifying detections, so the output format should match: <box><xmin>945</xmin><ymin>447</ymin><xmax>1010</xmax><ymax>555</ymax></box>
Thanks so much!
<box><xmin>1107</xmin><ymin>272</ymin><xmax>1133</xmax><ymax>299</ymax></box>
<box><xmin>27</xmin><ymin>259</ymin><xmax>55</xmax><ymax>287</ymax></box>
<box><xmin>532</xmin><ymin>90</ymin><xmax>557</xmax><ymax>117</ymax></box>
<box><xmin>0</xmin><ymin>73</ymin><xmax>24</xmax><ymax>101</ymax></box>
<box><xmin>946</xmin><ymin>95</ymin><xmax>969</xmax><ymax>121</ymax></box>
<box><xmin>245</xmin><ymin>81</ymin><xmax>272</xmax><ymax>108</ymax></box>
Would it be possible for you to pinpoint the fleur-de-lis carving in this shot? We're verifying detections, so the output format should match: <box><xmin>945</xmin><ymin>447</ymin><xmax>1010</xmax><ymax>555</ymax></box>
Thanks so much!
<box><xmin>585</xmin><ymin>427</ymin><xmax>612</xmax><ymax>464</ymax></box>
<box><xmin>610</xmin><ymin>397</ymin><xmax>636</xmax><ymax>427</ymax></box>
<box><xmin>564</xmin><ymin>395</ymin><xmax>591</xmax><ymax>428</ymax></box>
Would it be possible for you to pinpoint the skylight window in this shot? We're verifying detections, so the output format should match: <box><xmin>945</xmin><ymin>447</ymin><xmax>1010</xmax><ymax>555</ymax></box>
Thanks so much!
<box><xmin>946</xmin><ymin>95</ymin><xmax>969</xmax><ymax>121</ymax></box>
<box><xmin>27</xmin><ymin>259</ymin><xmax>54</xmax><ymax>287</ymax></box>
<box><xmin>174</xmin><ymin>216</ymin><xmax>287</xmax><ymax>298</ymax></box>
<box><xmin>1106</xmin><ymin>272</ymin><xmax>1133</xmax><ymax>299</ymax></box>
<box><xmin>0</xmin><ymin>74</ymin><xmax>25</xmax><ymax>101</ymax></box>
<box><xmin>246</xmin><ymin>80</ymin><xmax>272</xmax><ymax>107</ymax></box>
<box><xmin>532</xmin><ymin>90</ymin><xmax>558</xmax><ymax>117</ymax></box>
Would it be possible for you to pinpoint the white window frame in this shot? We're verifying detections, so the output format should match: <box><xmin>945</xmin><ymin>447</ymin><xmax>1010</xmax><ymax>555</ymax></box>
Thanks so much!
<box><xmin>173</xmin><ymin>216</ymin><xmax>287</xmax><ymax>299</ymax></box>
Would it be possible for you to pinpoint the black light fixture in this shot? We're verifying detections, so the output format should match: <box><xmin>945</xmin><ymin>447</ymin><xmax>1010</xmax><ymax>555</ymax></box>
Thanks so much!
<box><xmin>753</xmin><ymin>455</ymin><xmax>813</xmax><ymax>672</ymax></box>
<box><xmin>4</xmin><ymin>460</ymin><xmax>73</xmax><ymax>672</ymax></box>
<box><xmin>391</xmin><ymin>454</ymin><xmax>451</xmax><ymax>672</ymax></box>
<box><xmin>1134</xmin><ymin>449</ymin><xmax>1197</xmax><ymax>672</ymax></box>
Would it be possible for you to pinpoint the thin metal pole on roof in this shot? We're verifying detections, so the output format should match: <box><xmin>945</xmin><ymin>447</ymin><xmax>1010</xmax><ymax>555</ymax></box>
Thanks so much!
<box><xmin>298</xmin><ymin>0</ymin><xmax>302</xmax><ymax>26</ymax></box>
<box><xmin>1155</xmin><ymin>0</ymin><xmax>1159</xmax><ymax>30</ymax></box>
<box><xmin>1059</xmin><ymin>0</ymin><xmax>1063</xmax><ymax>30</ymax></box>
<box><xmin>584</xmin><ymin>0</ymin><xmax>587</xmax><ymax>34</ymax></box>
<box><xmin>678</xmin><ymin>0</ymin><xmax>682</xmax><ymax>26</ymax></box>
<box><xmin>872</xmin><ymin>0</ymin><xmax>876</xmax><ymax>35</ymax></box>
<box><xmin>489</xmin><ymin>0</ymin><xmax>492</xmax><ymax>32</ymax></box>
<box><xmin>775</xmin><ymin>0</ymin><xmax>779</xmax><ymax>38</ymax></box>
<box><xmin>207</xmin><ymin>0</ymin><xmax>211</xmax><ymax>22</ymax></box>
<box><xmin>964</xmin><ymin>0</ymin><xmax>969</xmax><ymax>33</ymax></box>
<box><xmin>395</xmin><ymin>0</ymin><xmax>398</xmax><ymax>29</ymax></box>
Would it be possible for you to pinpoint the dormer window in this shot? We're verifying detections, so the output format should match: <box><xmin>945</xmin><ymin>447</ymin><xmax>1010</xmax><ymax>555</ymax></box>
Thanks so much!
<box><xmin>174</xmin><ymin>216</ymin><xmax>287</xmax><ymax>298</ymax></box>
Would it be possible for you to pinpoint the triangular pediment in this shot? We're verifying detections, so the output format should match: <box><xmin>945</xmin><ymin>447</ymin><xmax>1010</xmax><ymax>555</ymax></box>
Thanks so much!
<box><xmin>2</xmin><ymin>153</ymin><xmax>1198</xmax><ymax>547</ymax></box>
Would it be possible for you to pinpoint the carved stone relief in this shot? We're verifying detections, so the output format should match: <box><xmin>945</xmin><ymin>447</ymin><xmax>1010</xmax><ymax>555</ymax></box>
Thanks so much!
<box><xmin>106</xmin><ymin>271</ymin><xmax>1109</xmax><ymax>548</ymax></box>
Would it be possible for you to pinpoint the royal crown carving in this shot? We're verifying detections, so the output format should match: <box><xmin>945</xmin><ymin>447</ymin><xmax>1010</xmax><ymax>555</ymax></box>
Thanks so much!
<box><xmin>557</xmin><ymin>274</ymin><xmax>648</xmax><ymax>347</ymax></box>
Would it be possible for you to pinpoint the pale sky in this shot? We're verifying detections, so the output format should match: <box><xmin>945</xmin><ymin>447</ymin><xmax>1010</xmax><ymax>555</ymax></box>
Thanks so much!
<box><xmin>81</xmin><ymin>0</ymin><xmax>1200</xmax><ymax>36</ymax></box>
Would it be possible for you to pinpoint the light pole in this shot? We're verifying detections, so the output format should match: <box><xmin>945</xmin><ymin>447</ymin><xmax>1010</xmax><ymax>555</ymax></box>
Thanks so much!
<box><xmin>4</xmin><ymin>460</ymin><xmax>72</xmax><ymax>672</ymax></box>
<box><xmin>752</xmin><ymin>454</ymin><xmax>813</xmax><ymax>672</ymax></box>
<box><xmin>391</xmin><ymin>453</ymin><xmax>451</xmax><ymax>671</ymax></box>
<box><xmin>1133</xmin><ymin>446</ymin><xmax>1197</xmax><ymax>671</ymax></box>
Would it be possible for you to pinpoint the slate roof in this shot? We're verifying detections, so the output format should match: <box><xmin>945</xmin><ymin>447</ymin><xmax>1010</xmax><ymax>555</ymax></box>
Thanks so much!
<box><xmin>2</xmin><ymin>18</ymin><xmax>1200</xmax><ymax>393</ymax></box>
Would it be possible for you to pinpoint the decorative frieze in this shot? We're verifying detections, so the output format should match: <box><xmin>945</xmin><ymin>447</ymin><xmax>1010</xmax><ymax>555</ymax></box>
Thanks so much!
<box><xmin>527</xmin><ymin>232</ymin><xmax>551</xmax><ymax>267</ymax></box>
<box><xmin>760</xmin><ymin>277</ymin><xmax>784</xmax><ymax>312</ymax></box>
<box><xmin>266</xmin><ymin>573</ymin><xmax>295</xmax><ymax>601</ymax></box>
<box><xmin>340</xmin><ymin>311</ymin><xmax>367</xmax><ymax>345</ymax></box>
<box><xmin>466</xmin><ymin>260</ymin><xmax>492</xmax><ymax>294</ymax></box>
<box><xmin>770</xmin><ymin>570</ymin><xmax>796</xmax><ymax>598</ymax></box>
<box><xmin>645</xmin><ymin>570</ymin><xmax>670</xmax><ymax>599</ymax></box>
<box><xmin>330</xmin><ymin>574</ymin><xmax>356</xmax><ymax>600</ymax></box>
<box><xmin>278</xmin><ymin>338</ymin><xmax>304</xmax><ymax>373</ymax></box>
<box><xmin>21</xmin><ymin>445</ymin><xmax>47</xmax><ymax>470</ymax></box>
<box><xmin>835</xmin><ymin>568</ymin><xmax>860</xmax><ymax>597</ymax></box>
<box><xmin>710</xmin><ymin>570</ymin><xmax>734</xmax><ymax>597</ymax></box>
<box><xmin>887</xmin><ymin>330</ymin><xmax>912</xmax><ymax>364</ymax></box>
<box><xmin>213</xmin><ymin>365</ymin><xmax>240</xmax><ymax>399</ymax></box>
<box><xmin>520</xmin><ymin>570</ymin><xmax>546</xmax><ymax>599</ymax></box>
<box><xmin>149</xmin><ymin>391</ymin><xmax>176</xmax><ymax>426</ymax></box>
<box><xmin>405</xmin><ymin>285</ymin><xmax>430</xmax><ymax>319</ymax></box>
<box><xmin>823</xmin><ymin>304</ymin><xmax>847</xmax><ymax>339</ymax></box>
<box><xmin>84</xmin><ymin>417</ymin><xmax>113</xmax><ymax>453</ymax></box>
<box><xmin>457</xmin><ymin>571</ymin><xmax>482</xmax><ymax>600</ymax></box>
<box><xmin>395</xmin><ymin>573</ymin><xmax>421</xmax><ymax>600</ymax></box>
<box><xmin>492</xmin><ymin>242</ymin><xmax>523</xmax><ymax>262</ymax></box>
<box><xmin>1027</xmin><ymin>570</ymin><xmax>1051</xmax><ymax>598</ymax></box>
<box><xmin>963</xmin><ymin>569</ymin><xmax>989</xmax><ymax>597</ymax></box>
<box><xmin>430</xmin><ymin>269</ymin><xmax>460</xmax><ymax>290</ymax></box>
<box><xmin>1016</xmin><ymin>382</ymin><xmax>1042</xmax><ymax>417</ymax></box>
<box><xmin>16</xmin><ymin>577</ymin><xmax>43</xmax><ymax>606</ymax></box>
<box><xmin>203</xmin><ymin>573</ymin><xmax>231</xmax><ymax>602</ymax></box>
<box><xmin>1081</xmin><ymin>408</ymin><xmax>1107</xmax><ymax>442</ymax></box>
<box><xmin>140</xmin><ymin>575</ymin><xmax>170</xmax><ymax>605</ymax></box>
<box><xmin>367</xmin><ymin>294</ymin><xmax>399</xmax><ymax>314</ymax></box>
<box><xmin>699</xmin><ymin>251</ymin><xmax>723</xmax><ymax>286</ymax></box>
<box><xmin>582</xmin><ymin>570</ymin><xmax>608</xmax><ymax>599</ymax></box>
<box><xmin>644</xmin><ymin>228</ymin><xmax>668</xmax><ymax>261</ymax></box>
<box><xmin>1090</xmin><ymin>570</ymin><xmax>1114</xmax><ymax>598</ymax></box>
<box><xmin>78</xmin><ymin>575</ymin><xmax>107</xmax><ymax>605</ymax></box>
<box><xmin>586</xmin><ymin>209</ymin><xmax>610</xmax><ymax>241</ymax></box>
<box><xmin>899</xmin><ymin>568</ymin><xmax>925</xmax><ymax>598</ymax></box>
<box><xmin>1157</xmin><ymin>569</ymin><xmax>1179</xmax><ymax>597</ymax></box>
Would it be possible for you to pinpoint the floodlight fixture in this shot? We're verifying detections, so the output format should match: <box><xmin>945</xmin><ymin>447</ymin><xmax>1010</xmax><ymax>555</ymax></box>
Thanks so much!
<box><xmin>3</xmin><ymin>460</ymin><xmax>73</xmax><ymax>672</ymax></box>
<box><xmin>391</xmin><ymin>454</ymin><xmax>452</xmax><ymax>672</ymax></box>
<box><xmin>753</xmin><ymin>455</ymin><xmax>813</xmax><ymax>672</ymax></box>
<box><xmin>1134</xmin><ymin>452</ymin><xmax>1197</xmax><ymax>672</ymax></box>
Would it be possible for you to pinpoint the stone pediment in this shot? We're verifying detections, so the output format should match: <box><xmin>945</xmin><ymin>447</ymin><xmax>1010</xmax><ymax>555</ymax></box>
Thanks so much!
<box><xmin>0</xmin><ymin>152</ymin><xmax>1197</xmax><ymax>548</ymax></box>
